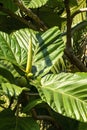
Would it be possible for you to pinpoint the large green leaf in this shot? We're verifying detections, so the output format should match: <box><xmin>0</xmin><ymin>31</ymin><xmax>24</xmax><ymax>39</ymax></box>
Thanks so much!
<box><xmin>33</xmin><ymin>26</ymin><xmax>65</xmax><ymax>76</ymax></box>
<box><xmin>22</xmin><ymin>0</ymin><xmax>48</xmax><ymax>8</ymax></box>
<box><xmin>35</xmin><ymin>72</ymin><xmax>87</xmax><ymax>122</ymax></box>
<box><xmin>0</xmin><ymin>109</ymin><xmax>40</xmax><ymax>130</ymax></box>
<box><xmin>0</xmin><ymin>27</ymin><xmax>64</xmax><ymax>76</ymax></box>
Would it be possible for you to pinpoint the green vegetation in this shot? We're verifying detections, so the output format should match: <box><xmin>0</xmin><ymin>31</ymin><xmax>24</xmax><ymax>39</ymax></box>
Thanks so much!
<box><xmin>0</xmin><ymin>0</ymin><xmax>87</xmax><ymax>130</ymax></box>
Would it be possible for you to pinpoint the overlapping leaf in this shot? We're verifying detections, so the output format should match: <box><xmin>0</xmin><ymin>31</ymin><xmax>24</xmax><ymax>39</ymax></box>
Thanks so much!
<box><xmin>0</xmin><ymin>27</ymin><xmax>65</xmax><ymax>76</ymax></box>
<box><xmin>36</xmin><ymin>72</ymin><xmax>87</xmax><ymax>122</ymax></box>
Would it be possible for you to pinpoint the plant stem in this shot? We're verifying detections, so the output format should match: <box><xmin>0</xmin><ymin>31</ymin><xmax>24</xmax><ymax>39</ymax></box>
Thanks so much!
<box><xmin>0</xmin><ymin>5</ymin><xmax>36</xmax><ymax>30</ymax></box>
<box><xmin>26</xmin><ymin>35</ymin><xmax>32</xmax><ymax>74</ymax></box>
<box><xmin>64</xmin><ymin>49</ymin><xmax>87</xmax><ymax>71</ymax></box>
<box><xmin>64</xmin><ymin>0</ymin><xmax>72</xmax><ymax>49</ymax></box>
<box><xmin>64</xmin><ymin>0</ymin><xmax>87</xmax><ymax>71</ymax></box>
<box><xmin>31</xmin><ymin>109</ymin><xmax>62</xmax><ymax>130</ymax></box>
<box><xmin>13</xmin><ymin>0</ymin><xmax>48</xmax><ymax>31</ymax></box>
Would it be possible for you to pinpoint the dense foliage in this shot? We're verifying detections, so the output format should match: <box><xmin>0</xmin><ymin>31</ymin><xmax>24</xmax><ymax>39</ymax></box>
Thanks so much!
<box><xmin>0</xmin><ymin>0</ymin><xmax>87</xmax><ymax>130</ymax></box>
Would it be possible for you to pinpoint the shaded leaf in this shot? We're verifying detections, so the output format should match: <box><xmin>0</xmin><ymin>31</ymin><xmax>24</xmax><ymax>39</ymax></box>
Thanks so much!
<box><xmin>0</xmin><ymin>0</ymin><xmax>17</xmax><ymax>13</ymax></box>
<box><xmin>23</xmin><ymin>98</ymin><xmax>43</xmax><ymax>113</ymax></box>
<box><xmin>0</xmin><ymin>100</ymin><xmax>5</xmax><ymax>104</ymax></box>
<box><xmin>78</xmin><ymin>122</ymin><xmax>87</xmax><ymax>130</ymax></box>
<box><xmin>0</xmin><ymin>109</ymin><xmax>40</xmax><ymax>130</ymax></box>
<box><xmin>0</xmin><ymin>15</ymin><xmax>28</xmax><ymax>33</ymax></box>
<box><xmin>0</xmin><ymin>67</ymin><xmax>14</xmax><ymax>83</ymax></box>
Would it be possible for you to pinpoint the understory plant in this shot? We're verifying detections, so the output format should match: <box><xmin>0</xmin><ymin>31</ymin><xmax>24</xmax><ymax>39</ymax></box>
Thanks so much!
<box><xmin>1</xmin><ymin>0</ymin><xmax>87</xmax><ymax>130</ymax></box>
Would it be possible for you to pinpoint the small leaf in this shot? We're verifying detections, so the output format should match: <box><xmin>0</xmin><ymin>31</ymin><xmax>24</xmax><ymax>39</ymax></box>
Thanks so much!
<box><xmin>22</xmin><ymin>0</ymin><xmax>48</xmax><ymax>8</ymax></box>
<box><xmin>1</xmin><ymin>83</ymin><xmax>27</xmax><ymax>97</ymax></box>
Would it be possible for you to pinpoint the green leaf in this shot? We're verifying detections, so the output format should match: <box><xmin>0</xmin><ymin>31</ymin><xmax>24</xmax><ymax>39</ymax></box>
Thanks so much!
<box><xmin>22</xmin><ymin>0</ymin><xmax>48</xmax><ymax>8</ymax></box>
<box><xmin>33</xmin><ymin>26</ymin><xmax>65</xmax><ymax>77</ymax></box>
<box><xmin>78</xmin><ymin>122</ymin><xmax>87</xmax><ymax>130</ymax></box>
<box><xmin>36</xmin><ymin>72</ymin><xmax>87</xmax><ymax>122</ymax></box>
<box><xmin>0</xmin><ymin>60</ymin><xmax>21</xmax><ymax>78</ymax></box>
<box><xmin>0</xmin><ymin>28</ymin><xmax>38</xmax><ymax>73</ymax></box>
<box><xmin>0</xmin><ymin>109</ymin><xmax>40</xmax><ymax>130</ymax></box>
<box><xmin>23</xmin><ymin>98</ymin><xmax>43</xmax><ymax>113</ymax></box>
<box><xmin>1</xmin><ymin>83</ymin><xmax>27</xmax><ymax>97</ymax></box>
<box><xmin>0</xmin><ymin>31</ymin><xmax>27</xmax><ymax>69</ymax></box>
<box><xmin>51</xmin><ymin>57</ymin><xmax>66</xmax><ymax>73</ymax></box>
<box><xmin>0</xmin><ymin>15</ymin><xmax>28</xmax><ymax>33</ymax></box>
<box><xmin>0</xmin><ymin>0</ymin><xmax>17</xmax><ymax>13</ymax></box>
<box><xmin>0</xmin><ymin>67</ymin><xmax>14</xmax><ymax>83</ymax></box>
<box><xmin>62</xmin><ymin>0</ymin><xmax>86</xmax><ymax>26</ymax></box>
<box><xmin>0</xmin><ymin>27</ymin><xmax>65</xmax><ymax>77</ymax></box>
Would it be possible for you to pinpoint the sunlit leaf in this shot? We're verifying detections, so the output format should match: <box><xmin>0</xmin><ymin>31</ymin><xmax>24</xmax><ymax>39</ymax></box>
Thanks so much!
<box><xmin>1</xmin><ymin>83</ymin><xmax>27</xmax><ymax>97</ymax></box>
<box><xmin>22</xmin><ymin>0</ymin><xmax>48</xmax><ymax>8</ymax></box>
<box><xmin>35</xmin><ymin>72</ymin><xmax>87</xmax><ymax>122</ymax></box>
<box><xmin>33</xmin><ymin>26</ymin><xmax>65</xmax><ymax>77</ymax></box>
<box><xmin>0</xmin><ymin>27</ymin><xmax>65</xmax><ymax>77</ymax></box>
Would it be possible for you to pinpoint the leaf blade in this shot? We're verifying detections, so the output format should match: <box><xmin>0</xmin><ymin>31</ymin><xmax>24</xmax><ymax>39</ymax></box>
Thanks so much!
<box><xmin>22</xmin><ymin>0</ymin><xmax>48</xmax><ymax>8</ymax></box>
<box><xmin>37</xmin><ymin>73</ymin><xmax>87</xmax><ymax>122</ymax></box>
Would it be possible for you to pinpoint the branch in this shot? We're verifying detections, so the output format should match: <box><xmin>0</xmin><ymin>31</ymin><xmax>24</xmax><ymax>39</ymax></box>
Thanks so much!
<box><xmin>64</xmin><ymin>0</ymin><xmax>72</xmax><ymax>49</ymax></box>
<box><xmin>63</xmin><ymin>1</ymin><xmax>87</xmax><ymax>72</ymax></box>
<box><xmin>71</xmin><ymin>8</ymin><xmax>87</xmax><ymax>22</ymax></box>
<box><xmin>13</xmin><ymin>0</ymin><xmax>48</xmax><ymax>31</ymax></box>
<box><xmin>31</xmin><ymin>109</ymin><xmax>62</xmax><ymax>130</ymax></box>
<box><xmin>64</xmin><ymin>49</ymin><xmax>87</xmax><ymax>72</ymax></box>
<box><xmin>0</xmin><ymin>5</ymin><xmax>37</xmax><ymax>30</ymax></box>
